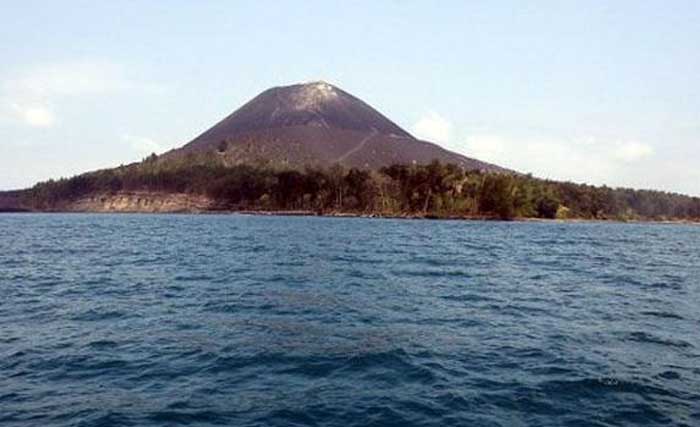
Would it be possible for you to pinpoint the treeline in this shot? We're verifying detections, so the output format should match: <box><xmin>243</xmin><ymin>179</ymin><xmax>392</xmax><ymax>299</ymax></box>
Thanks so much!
<box><xmin>23</xmin><ymin>158</ymin><xmax>700</xmax><ymax>220</ymax></box>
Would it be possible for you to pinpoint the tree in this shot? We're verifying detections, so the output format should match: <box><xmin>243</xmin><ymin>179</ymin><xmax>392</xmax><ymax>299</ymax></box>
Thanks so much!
<box><xmin>536</xmin><ymin>192</ymin><xmax>561</xmax><ymax>219</ymax></box>
<box><xmin>479</xmin><ymin>174</ymin><xmax>516</xmax><ymax>219</ymax></box>
<box><xmin>344</xmin><ymin>168</ymin><xmax>373</xmax><ymax>210</ymax></box>
<box><xmin>274</xmin><ymin>170</ymin><xmax>305</xmax><ymax>209</ymax></box>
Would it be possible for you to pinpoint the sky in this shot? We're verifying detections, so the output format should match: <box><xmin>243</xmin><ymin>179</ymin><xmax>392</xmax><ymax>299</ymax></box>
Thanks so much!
<box><xmin>1</xmin><ymin>1</ymin><xmax>699</xmax><ymax>195</ymax></box>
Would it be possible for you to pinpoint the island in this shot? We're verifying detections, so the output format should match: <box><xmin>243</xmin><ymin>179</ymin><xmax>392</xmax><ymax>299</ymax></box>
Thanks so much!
<box><xmin>2</xmin><ymin>82</ymin><xmax>699</xmax><ymax>222</ymax></box>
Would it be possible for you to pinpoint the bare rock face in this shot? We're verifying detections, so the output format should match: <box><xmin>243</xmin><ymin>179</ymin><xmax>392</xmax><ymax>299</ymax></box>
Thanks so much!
<box><xmin>0</xmin><ymin>191</ymin><xmax>28</xmax><ymax>212</ymax></box>
<box><xmin>168</xmin><ymin>81</ymin><xmax>504</xmax><ymax>172</ymax></box>
<box><xmin>67</xmin><ymin>192</ymin><xmax>215</xmax><ymax>213</ymax></box>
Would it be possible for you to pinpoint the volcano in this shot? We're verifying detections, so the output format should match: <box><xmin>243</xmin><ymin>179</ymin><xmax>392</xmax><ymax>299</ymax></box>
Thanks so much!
<box><xmin>166</xmin><ymin>81</ymin><xmax>503</xmax><ymax>171</ymax></box>
<box><xmin>0</xmin><ymin>81</ymin><xmax>508</xmax><ymax>213</ymax></box>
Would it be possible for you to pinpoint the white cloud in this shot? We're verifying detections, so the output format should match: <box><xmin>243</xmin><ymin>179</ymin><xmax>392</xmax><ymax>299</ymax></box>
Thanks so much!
<box><xmin>411</xmin><ymin>111</ymin><xmax>452</xmax><ymax>143</ymax></box>
<box><xmin>460</xmin><ymin>134</ymin><xmax>507</xmax><ymax>161</ymax></box>
<box><xmin>614</xmin><ymin>141</ymin><xmax>654</xmax><ymax>163</ymax></box>
<box><xmin>454</xmin><ymin>133</ymin><xmax>659</xmax><ymax>187</ymax></box>
<box><xmin>1</xmin><ymin>59</ymin><xmax>153</xmax><ymax>129</ymax></box>
<box><xmin>12</xmin><ymin>104</ymin><xmax>56</xmax><ymax>128</ymax></box>
<box><xmin>2</xmin><ymin>60</ymin><xmax>133</xmax><ymax>97</ymax></box>
<box><xmin>409</xmin><ymin>112</ymin><xmax>661</xmax><ymax>188</ymax></box>
<box><xmin>122</xmin><ymin>134</ymin><xmax>162</xmax><ymax>156</ymax></box>
<box><xmin>2</xmin><ymin>101</ymin><xmax>57</xmax><ymax>128</ymax></box>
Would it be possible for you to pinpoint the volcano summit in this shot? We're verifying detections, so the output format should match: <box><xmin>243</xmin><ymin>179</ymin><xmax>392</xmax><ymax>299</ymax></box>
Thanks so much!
<box><xmin>167</xmin><ymin>81</ymin><xmax>502</xmax><ymax>171</ymax></box>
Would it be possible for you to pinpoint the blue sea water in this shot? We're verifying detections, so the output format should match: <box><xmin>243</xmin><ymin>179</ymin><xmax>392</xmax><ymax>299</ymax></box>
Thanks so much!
<box><xmin>1</xmin><ymin>214</ymin><xmax>699</xmax><ymax>427</ymax></box>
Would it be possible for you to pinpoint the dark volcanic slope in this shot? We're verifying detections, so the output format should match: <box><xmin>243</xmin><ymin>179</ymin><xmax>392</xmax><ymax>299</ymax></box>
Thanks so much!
<box><xmin>170</xmin><ymin>81</ymin><xmax>504</xmax><ymax>172</ymax></box>
<box><xmin>188</xmin><ymin>81</ymin><xmax>411</xmax><ymax>144</ymax></box>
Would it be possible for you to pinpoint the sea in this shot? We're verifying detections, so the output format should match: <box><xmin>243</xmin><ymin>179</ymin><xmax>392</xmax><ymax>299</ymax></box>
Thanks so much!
<box><xmin>1</xmin><ymin>214</ymin><xmax>699</xmax><ymax>427</ymax></box>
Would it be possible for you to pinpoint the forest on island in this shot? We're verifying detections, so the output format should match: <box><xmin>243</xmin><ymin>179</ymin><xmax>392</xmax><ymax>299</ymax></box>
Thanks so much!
<box><xmin>22</xmin><ymin>156</ymin><xmax>700</xmax><ymax>221</ymax></box>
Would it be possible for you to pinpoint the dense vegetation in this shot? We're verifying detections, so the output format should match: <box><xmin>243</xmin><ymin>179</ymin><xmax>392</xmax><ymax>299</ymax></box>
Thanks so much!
<box><xmin>23</xmin><ymin>156</ymin><xmax>700</xmax><ymax>221</ymax></box>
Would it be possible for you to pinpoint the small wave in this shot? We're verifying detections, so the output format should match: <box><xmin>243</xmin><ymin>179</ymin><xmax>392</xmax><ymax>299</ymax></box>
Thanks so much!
<box><xmin>392</xmin><ymin>269</ymin><xmax>470</xmax><ymax>279</ymax></box>
<box><xmin>626</xmin><ymin>331</ymin><xmax>694</xmax><ymax>349</ymax></box>
<box><xmin>640</xmin><ymin>310</ymin><xmax>685</xmax><ymax>320</ymax></box>
<box><xmin>440</xmin><ymin>293</ymin><xmax>497</xmax><ymax>303</ymax></box>
<box><xmin>538</xmin><ymin>376</ymin><xmax>681</xmax><ymax>401</ymax></box>
<box><xmin>174</xmin><ymin>274</ymin><xmax>214</xmax><ymax>282</ymax></box>
<box><xmin>343</xmin><ymin>349</ymin><xmax>438</xmax><ymax>385</ymax></box>
<box><xmin>70</xmin><ymin>309</ymin><xmax>131</xmax><ymax>322</ymax></box>
<box><xmin>648</xmin><ymin>281</ymin><xmax>683</xmax><ymax>290</ymax></box>
<box><xmin>655</xmin><ymin>370</ymin><xmax>682</xmax><ymax>380</ymax></box>
<box><xmin>148</xmin><ymin>410</ymin><xmax>223</xmax><ymax>424</ymax></box>
<box><xmin>87</xmin><ymin>339</ymin><xmax>120</xmax><ymax>349</ymax></box>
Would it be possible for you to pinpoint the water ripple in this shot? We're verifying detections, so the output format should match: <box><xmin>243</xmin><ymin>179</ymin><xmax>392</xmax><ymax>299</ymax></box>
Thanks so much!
<box><xmin>1</xmin><ymin>214</ymin><xmax>699</xmax><ymax>426</ymax></box>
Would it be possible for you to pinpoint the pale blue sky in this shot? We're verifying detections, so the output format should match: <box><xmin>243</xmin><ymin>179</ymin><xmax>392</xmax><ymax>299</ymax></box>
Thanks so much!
<box><xmin>1</xmin><ymin>1</ymin><xmax>699</xmax><ymax>194</ymax></box>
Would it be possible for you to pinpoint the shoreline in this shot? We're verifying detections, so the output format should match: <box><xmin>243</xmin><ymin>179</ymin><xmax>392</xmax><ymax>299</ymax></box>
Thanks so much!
<box><xmin>2</xmin><ymin>208</ymin><xmax>698</xmax><ymax>225</ymax></box>
<box><xmin>236</xmin><ymin>210</ymin><xmax>700</xmax><ymax>225</ymax></box>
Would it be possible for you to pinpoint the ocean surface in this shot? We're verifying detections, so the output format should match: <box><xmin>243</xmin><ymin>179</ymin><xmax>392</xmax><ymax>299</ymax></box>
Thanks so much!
<box><xmin>1</xmin><ymin>214</ymin><xmax>699</xmax><ymax>427</ymax></box>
